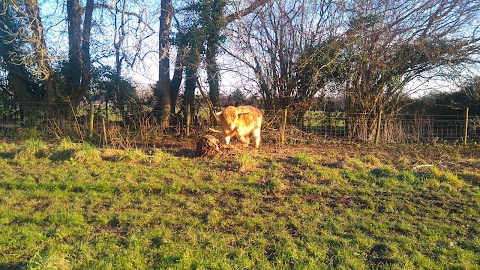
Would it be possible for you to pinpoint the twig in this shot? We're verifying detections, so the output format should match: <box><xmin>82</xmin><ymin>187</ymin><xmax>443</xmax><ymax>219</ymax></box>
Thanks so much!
<box><xmin>413</xmin><ymin>164</ymin><xmax>434</xmax><ymax>169</ymax></box>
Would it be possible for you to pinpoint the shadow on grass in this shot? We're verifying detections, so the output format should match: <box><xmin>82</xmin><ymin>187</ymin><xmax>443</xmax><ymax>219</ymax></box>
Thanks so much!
<box><xmin>0</xmin><ymin>151</ymin><xmax>15</xmax><ymax>159</ymax></box>
<box><xmin>148</xmin><ymin>141</ymin><xmax>199</xmax><ymax>159</ymax></box>
<box><xmin>0</xmin><ymin>263</ymin><xmax>27</xmax><ymax>270</ymax></box>
<box><xmin>49</xmin><ymin>149</ymin><xmax>75</xmax><ymax>161</ymax></box>
<box><xmin>172</xmin><ymin>148</ymin><xmax>197</xmax><ymax>158</ymax></box>
<box><xmin>367</xmin><ymin>243</ymin><xmax>398</xmax><ymax>268</ymax></box>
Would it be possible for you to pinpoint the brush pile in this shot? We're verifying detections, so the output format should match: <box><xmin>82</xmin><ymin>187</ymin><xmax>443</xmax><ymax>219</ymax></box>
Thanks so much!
<box><xmin>195</xmin><ymin>135</ymin><xmax>220</xmax><ymax>156</ymax></box>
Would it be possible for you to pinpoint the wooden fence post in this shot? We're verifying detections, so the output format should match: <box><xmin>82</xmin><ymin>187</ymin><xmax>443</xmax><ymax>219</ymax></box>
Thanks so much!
<box><xmin>464</xmin><ymin>107</ymin><xmax>469</xmax><ymax>146</ymax></box>
<box><xmin>281</xmin><ymin>108</ymin><xmax>288</xmax><ymax>145</ymax></box>
<box><xmin>88</xmin><ymin>102</ymin><xmax>95</xmax><ymax>140</ymax></box>
<box><xmin>102</xmin><ymin>118</ymin><xmax>108</xmax><ymax>147</ymax></box>
<box><xmin>186</xmin><ymin>105</ymin><xmax>191</xmax><ymax>136</ymax></box>
<box><xmin>375</xmin><ymin>110</ymin><xmax>383</xmax><ymax>145</ymax></box>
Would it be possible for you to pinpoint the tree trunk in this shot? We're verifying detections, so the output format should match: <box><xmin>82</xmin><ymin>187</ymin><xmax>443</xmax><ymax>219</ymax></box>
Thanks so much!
<box><xmin>80</xmin><ymin>0</ymin><xmax>94</xmax><ymax>104</ymax></box>
<box><xmin>113</xmin><ymin>0</ymin><xmax>128</xmax><ymax>125</ymax></box>
<box><xmin>206</xmin><ymin>38</ymin><xmax>220</xmax><ymax>109</ymax></box>
<box><xmin>184</xmin><ymin>70</ymin><xmax>197</xmax><ymax>135</ymax></box>
<box><xmin>66</xmin><ymin>0</ymin><xmax>82</xmax><ymax>105</ymax></box>
<box><xmin>170</xmin><ymin>56</ymin><xmax>184</xmax><ymax>125</ymax></box>
<box><xmin>158</xmin><ymin>0</ymin><xmax>174</xmax><ymax>129</ymax></box>
<box><xmin>184</xmin><ymin>48</ymin><xmax>200</xmax><ymax>135</ymax></box>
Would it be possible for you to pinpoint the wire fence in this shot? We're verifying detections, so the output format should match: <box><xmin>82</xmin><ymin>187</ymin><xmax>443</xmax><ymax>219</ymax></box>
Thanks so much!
<box><xmin>263</xmin><ymin>109</ymin><xmax>479</xmax><ymax>145</ymax></box>
<box><xmin>1</xmin><ymin>103</ymin><xmax>479</xmax><ymax>147</ymax></box>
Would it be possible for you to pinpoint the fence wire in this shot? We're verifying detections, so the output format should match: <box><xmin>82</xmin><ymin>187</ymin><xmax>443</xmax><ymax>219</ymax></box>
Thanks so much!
<box><xmin>1</xmin><ymin>104</ymin><xmax>479</xmax><ymax>146</ymax></box>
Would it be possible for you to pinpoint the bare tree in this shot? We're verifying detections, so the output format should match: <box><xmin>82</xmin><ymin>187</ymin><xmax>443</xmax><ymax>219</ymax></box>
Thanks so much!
<box><xmin>1</xmin><ymin>0</ymin><xmax>157</xmax><ymax>117</ymax></box>
<box><xmin>463</xmin><ymin>76</ymin><xmax>480</xmax><ymax>101</ymax></box>
<box><xmin>92</xmin><ymin>0</ymin><xmax>156</xmax><ymax>123</ymax></box>
<box><xmin>113</xmin><ymin>0</ymin><xmax>129</xmax><ymax>118</ymax></box>
<box><xmin>225</xmin><ymin>0</ymin><xmax>480</xmax><ymax>140</ymax></box>
<box><xmin>340</xmin><ymin>0</ymin><xmax>479</xmax><ymax>113</ymax></box>
<box><xmin>224</xmin><ymin>0</ymin><xmax>341</xmax><ymax>112</ymax></box>
<box><xmin>337</xmin><ymin>0</ymin><xmax>480</xmax><ymax>141</ymax></box>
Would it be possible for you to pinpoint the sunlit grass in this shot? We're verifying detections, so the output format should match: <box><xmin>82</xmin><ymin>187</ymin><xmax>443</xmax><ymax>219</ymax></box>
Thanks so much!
<box><xmin>14</xmin><ymin>138</ymin><xmax>48</xmax><ymax>159</ymax></box>
<box><xmin>0</xmin><ymin>140</ymin><xmax>479</xmax><ymax>269</ymax></box>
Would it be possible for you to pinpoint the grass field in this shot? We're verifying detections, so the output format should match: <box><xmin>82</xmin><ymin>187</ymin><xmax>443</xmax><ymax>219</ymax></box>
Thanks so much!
<box><xmin>0</xmin><ymin>138</ymin><xmax>479</xmax><ymax>269</ymax></box>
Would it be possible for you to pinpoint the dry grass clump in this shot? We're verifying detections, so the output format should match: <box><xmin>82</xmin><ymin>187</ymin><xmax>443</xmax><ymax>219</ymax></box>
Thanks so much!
<box><xmin>28</xmin><ymin>252</ymin><xmax>71</xmax><ymax>270</ymax></box>
<box><xmin>439</xmin><ymin>171</ymin><xmax>464</xmax><ymax>189</ymax></box>
<box><xmin>50</xmin><ymin>138</ymin><xmax>77</xmax><ymax>161</ymax></box>
<box><xmin>458</xmin><ymin>171</ymin><xmax>480</xmax><ymax>186</ymax></box>
<box><xmin>100</xmin><ymin>147</ymin><xmax>173</xmax><ymax>164</ymax></box>
<box><xmin>235</xmin><ymin>152</ymin><xmax>259</xmax><ymax>173</ymax></box>
<box><xmin>395</xmin><ymin>156</ymin><xmax>411</xmax><ymax>170</ymax></box>
<box><xmin>100</xmin><ymin>148</ymin><xmax>126</xmax><ymax>162</ymax></box>
<box><xmin>50</xmin><ymin>138</ymin><xmax>102</xmax><ymax>163</ymax></box>
<box><xmin>114</xmin><ymin>149</ymin><xmax>149</xmax><ymax>163</ymax></box>
<box><xmin>72</xmin><ymin>143</ymin><xmax>102</xmax><ymax>163</ymax></box>
<box><xmin>362</xmin><ymin>154</ymin><xmax>382</xmax><ymax>166</ymax></box>
<box><xmin>13</xmin><ymin>138</ymin><xmax>49</xmax><ymax>159</ymax></box>
<box><xmin>292</xmin><ymin>152</ymin><xmax>315</xmax><ymax>167</ymax></box>
<box><xmin>413</xmin><ymin>166</ymin><xmax>465</xmax><ymax>190</ymax></box>
<box><xmin>343</xmin><ymin>157</ymin><xmax>368</xmax><ymax>171</ymax></box>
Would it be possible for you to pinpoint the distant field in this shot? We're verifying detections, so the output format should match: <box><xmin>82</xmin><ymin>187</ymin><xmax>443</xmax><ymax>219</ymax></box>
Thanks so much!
<box><xmin>0</xmin><ymin>138</ymin><xmax>479</xmax><ymax>269</ymax></box>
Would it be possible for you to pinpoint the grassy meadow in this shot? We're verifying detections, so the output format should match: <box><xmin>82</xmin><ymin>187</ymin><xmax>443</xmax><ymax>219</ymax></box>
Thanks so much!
<box><xmin>0</xmin><ymin>138</ymin><xmax>479</xmax><ymax>269</ymax></box>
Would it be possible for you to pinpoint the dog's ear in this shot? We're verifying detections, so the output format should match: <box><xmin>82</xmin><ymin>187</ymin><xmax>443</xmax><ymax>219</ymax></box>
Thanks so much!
<box><xmin>238</xmin><ymin>112</ymin><xmax>250</xmax><ymax>116</ymax></box>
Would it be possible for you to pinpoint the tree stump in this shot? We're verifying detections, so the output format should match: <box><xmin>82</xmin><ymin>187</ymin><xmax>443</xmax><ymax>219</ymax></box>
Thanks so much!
<box><xmin>195</xmin><ymin>135</ymin><xmax>220</xmax><ymax>156</ymax></box>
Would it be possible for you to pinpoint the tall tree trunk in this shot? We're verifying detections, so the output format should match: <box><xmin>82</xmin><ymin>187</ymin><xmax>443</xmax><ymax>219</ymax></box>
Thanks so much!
<box><xmin>170</xmin><ymin>55</ymin><xmax>184</xmax><ymax>125</ymax></box>
<box><xmin>114</xmin><ymin>0</ymin><xmax>128</xmax><ymax>124</ymax></box>
<box><xmin>184</xmin><ymin>73</ymin><xmax>196</xmax><ymax>136</ymax></box>
<box><xmin>66</xmin><ymin>0</ymin><xmax>82</xmax><ymax>105</ymax></box>
<box><xmin>1</xmin><ymin>0</ymin><xmax>55</xmax><ymax>118</ymax></box>
<box><xmin>7</xmin><ymin>74</ymin><xmax>30</xmax><ymax>104</ymax></box>
<box><xmin>80</xmin><ymin>0</ymin><xmax>94</xmax><ymax>104</ymax></box>
<box><xmin>184</xmin><ymin>48</ymin><xmax>200</xmax><ymax>135</ymax></box>
<box><xmin>206</xmin><ymin>39</ymin><xmax>221</xmax><ymax>109</ymax></box>
<box><xmin>158</xmin><ymin>0</ymin><xmax>174</xmax><ymax>129</ymax></box>
<box><xmin>253</xmin><ymin>57</ymin><xmax>273</xmax><ymax>111</ymax></box>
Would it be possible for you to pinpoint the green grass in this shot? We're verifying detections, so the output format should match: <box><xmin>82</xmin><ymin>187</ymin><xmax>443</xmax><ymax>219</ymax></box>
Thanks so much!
<box><xmin>0</xmin><ymin>140</ymin><xmax>479</xmax><ymax>269</ymax></box>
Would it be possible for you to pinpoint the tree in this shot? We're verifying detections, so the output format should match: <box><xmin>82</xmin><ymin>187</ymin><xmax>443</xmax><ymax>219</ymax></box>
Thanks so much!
<box><xmin>203</xmin><ymin>0</ymin><xmax>227</xmax><ymax>109</ymax></box>
<box><xmin>225</xmin><ymin>0</ymin><xmax>480</xmax><ymax>140</ymax></box>
<box><xmin>1</xmin><ymin>0</ymin><xmax>154</xmax><ymax>108</ymax></box>
<box><xmin>66</xmin><ymin>0</ymin><xmax>82</xmax><ymax>104</ymax></box>
<box><xmin>157</xmin><ymin>0</ymin><xmax>174</xmax><ymax>129</ymax></box>
<box><xmin>463</xmin><ymin>76</ymin><xmax>480</xmax><ymax>101</ymax></box>
<box><xmin>81</xmin><ymin>0</ymin><xmax>94</xmax><ymax>105</ymax></box>
<box><xmin>337</xmin><ymin>0</ymin><xmax>480</xmax><ymax>141</ymax></box>
<box><xmin>224</xmin><ymin>0</ymin><xmax>341</xmax><ymax>112</ymax></box>
<box><xmin>294</xmin><ymin>39</ymin><xmax>346</xmax><ymax>124</ymax></box>
<box><xmin>0</xmin><ymin>0</ymin><xmax>55</xmax><ymax>108</ymax></box>
<box><xmin>62</xmin><ymin>0</ymin><xmax>94</xmax><ymax>113</ymax></box>
<box><xmin>156</xmin><ymin>0</ymin><xmax>270</xmax><ymax>129</ymax></box>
